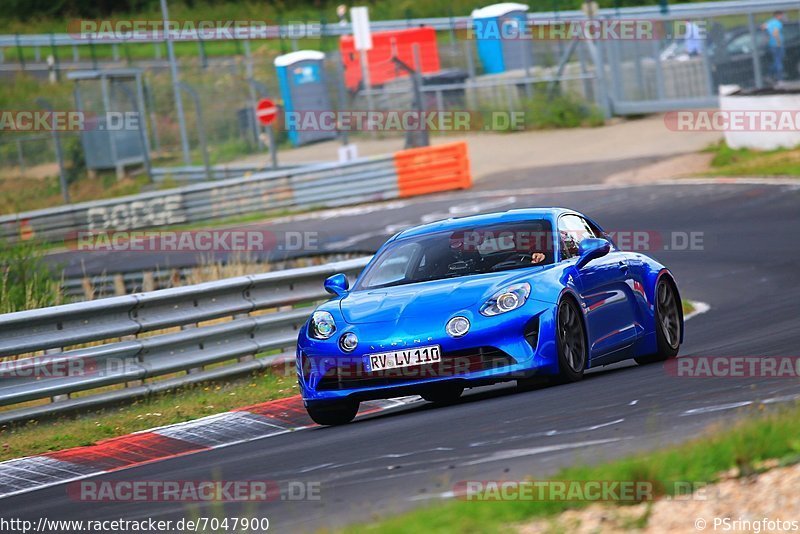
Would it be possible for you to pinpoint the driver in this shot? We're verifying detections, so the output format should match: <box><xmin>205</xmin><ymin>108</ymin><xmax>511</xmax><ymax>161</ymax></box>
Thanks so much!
<box><xmin>526</xmin><ymin>225</ymin><xmax>551</xmax><ymax>264</ymax></box>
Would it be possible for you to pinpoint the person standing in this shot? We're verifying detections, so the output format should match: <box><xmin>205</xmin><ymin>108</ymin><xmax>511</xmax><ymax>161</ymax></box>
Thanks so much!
<box><xmin>684</xmin><ymin>19</ymin><xmax>704</xmax><ymax>56</ymax></box>
<box><xmin>764</xmin><ymin>11</ymin><xmax>785</xmax><ymax>82</ymax></box>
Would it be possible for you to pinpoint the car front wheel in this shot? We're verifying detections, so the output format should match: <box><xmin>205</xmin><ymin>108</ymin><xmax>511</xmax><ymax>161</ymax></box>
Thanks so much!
<box><xmin>306</xmin><ymin>400</ymin><xmax>359</xmax><ymax>426</ymax></box>
<box><xmin>635</xmin><ymin>279</ymin><xmax>681</xmax><ymax>365</ymax></box>
<box><xmin>421</xmin><ymin>384</ymin><xmax>464</xmax><ymax>404</ymax></box>
<box><xmin>555</xmin><ymin>298</ymin><xmax>587</xmax><ymax>382</ymax></box>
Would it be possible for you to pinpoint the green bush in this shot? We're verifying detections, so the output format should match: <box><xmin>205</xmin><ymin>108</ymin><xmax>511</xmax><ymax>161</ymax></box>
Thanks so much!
<box><xmin>0</xmin><ymin>239</ymin><xmax>61</xmax><ymax>313</ymax></box>
<box><xmin>524</xmin><ymin>92</ymin><xmax>606</xmax><ymax>130</ymax></box>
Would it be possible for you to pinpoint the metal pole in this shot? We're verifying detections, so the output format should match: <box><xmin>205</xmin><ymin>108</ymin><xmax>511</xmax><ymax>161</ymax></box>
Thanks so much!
<box><xmin>464</xmin><ymin>39</ymin><xmax>476</xmax><ymax>80</ymax></box>
<box><xmin>360</xmin><ymin>49</ymin><xmax>373</xmax><ymax>112</ymax></box>
<box><xmin>747</xmin><ymin>13</ymin><xmax>764</xmax><ymax>88</ymax></box>
<box><xmin>132</xmin><ymin>73</ymin><xmax>153</xmax><ymax>181</ymax></box>
<box><xmin>178</xmin><ymin>82</ymin><xmax>212</xmax><ymax>181</ymax></box>
<box><xmin>37</xmin><ymin>99</ymin><xmax>70</xmax><ymax>204</ymax></box>
<box><xmin>391</xmin><ymin>53</ymin><xmax>427</xmax><ymax>148</ymax></box>
<box><xmin>336</xmin><ymin>58</ymin><xmax>350</xmax><ymax>146</ymax></box>
<box><xmin>243</xmin><ymin>41</ymin><xmax>262</xmax><ymax>148</ymax></box>
<box><xmin>247</xmin><ymin>78</ymin><xmax>278</xmax><ymax>169</ymax></box>
<box><xmin>651</xmin><ymin>37</ymin><xmax>666</xmax><ymax>100</ymax></box>
<box><xmin>583</xmin><ymin>39</ymin><xmax>611</xmax><ymax>118</ymax></box>
<box><xmin>100</xmin><ymin>75</ymin><xmax>120</xmax><ymax>172</ymax></box>
<box><xmin>160</xmin><ymin>0</ymin><xmax>192</xmax><ymax>165</ymax></box>
<box><xmin>521</xmin><ymin>22</ymin><xmax>533</xmax><ymax>99</ymax></box>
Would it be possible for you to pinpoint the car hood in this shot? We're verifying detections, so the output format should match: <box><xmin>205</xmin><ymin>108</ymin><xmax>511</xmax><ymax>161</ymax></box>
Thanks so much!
<box><xmin>339</xmin><ymin>268</ymin><xmax>545</xmax><ymax>324</ymax></box>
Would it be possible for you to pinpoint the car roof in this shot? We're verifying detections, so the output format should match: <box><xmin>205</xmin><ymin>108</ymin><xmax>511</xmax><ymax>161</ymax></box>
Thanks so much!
<box><xmin>393</xmin><ymin>207</ymin><xmax>579</xmax><ymax>240</ymax></box>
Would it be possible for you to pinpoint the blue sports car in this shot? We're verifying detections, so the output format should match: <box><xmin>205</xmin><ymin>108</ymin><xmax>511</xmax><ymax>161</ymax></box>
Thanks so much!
<box><xmin>297</xmin><ymin>208</ymin><xmax>683</xmax><ymax>425</ymax></box>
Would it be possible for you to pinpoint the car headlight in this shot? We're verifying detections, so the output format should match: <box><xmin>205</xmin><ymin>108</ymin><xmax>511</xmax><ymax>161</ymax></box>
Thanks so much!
<box><xmin>480</xmin><ymin>283</ymin><xmax>531</xmax><ymax>316</ymax></box>
<box><xmin>446</xmin><ymin>316</ymin><xmax>471</xmax><ymax>338</ymax></box>
<box><xmin>339</xmin><ymin>332</ymin><xmax>358</xmax><ymax>352</ymax></box>
<box><xmin>310</xmin><ymin>311</ymin><xmax>336</xmax><ymax>339</ymax></box>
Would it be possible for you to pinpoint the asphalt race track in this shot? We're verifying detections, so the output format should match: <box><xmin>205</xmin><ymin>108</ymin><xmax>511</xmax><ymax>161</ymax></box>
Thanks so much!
<box><xmin>7</xmin><ymin>178</ymin><xmax>800</xmax><ymax>531</ymax></box>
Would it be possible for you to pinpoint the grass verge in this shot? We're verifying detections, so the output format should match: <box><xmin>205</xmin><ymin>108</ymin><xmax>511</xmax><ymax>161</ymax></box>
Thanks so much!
<box><xmin>343</xmin><ymin>402</ymin><xmax>800</xmax><ymax>533</ymax></box>
<box><xmin>0</xmin><ymin>367</ymin><xmax>298</xmax><ymax>463</ymax></box>
<box><xmin>703</xmin><ymin>141</ymin><xmax>800</xmax><ymax>177</ymax></box>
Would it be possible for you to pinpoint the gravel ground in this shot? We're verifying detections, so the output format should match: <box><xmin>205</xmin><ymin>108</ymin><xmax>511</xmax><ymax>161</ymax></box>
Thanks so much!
<box><xmin>517</xmin><ymin>462</ymin><xmax>800</xmax><ymax>533</ymax></box>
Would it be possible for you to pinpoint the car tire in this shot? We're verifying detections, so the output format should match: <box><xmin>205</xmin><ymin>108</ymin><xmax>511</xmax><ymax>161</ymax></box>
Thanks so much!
<box><xmin>305</xmin><ymin>400</ymin><xmax>359</xmax><ymax>426</ymax></box>
<box><xmin>635</xmin><ymin>279</ymin><xmax>681</xmax><ymax>365</ymax></box>
<box><xmin>421</xmin><ymin>384</ymin><xmax>464</xmax><ymax>404</ymax></box>
<box><xmin>555</xmin><ymin>298</ymin><xmax>587</xmax><ymax>382</ymax></box>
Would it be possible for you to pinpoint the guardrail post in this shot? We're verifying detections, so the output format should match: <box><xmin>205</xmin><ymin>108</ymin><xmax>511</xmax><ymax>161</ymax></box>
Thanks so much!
<box><xmin>49</xmin><ymin>33</ymin><xmax>61</xmax><ymax>82</ymax></box>
<box><xmin>182</xmin><ymin>323</ymin><xmax>203</xmax><ymax>374</ymax></box>
<box><xmin>15</xmin><ymin>33</ymin><xmax>25</xmax><ymax>69</ymax></box>
<box><xmin>46</xmin><ymin>347</ymin><xmax>70</xmax><ymax>402</ymax></box>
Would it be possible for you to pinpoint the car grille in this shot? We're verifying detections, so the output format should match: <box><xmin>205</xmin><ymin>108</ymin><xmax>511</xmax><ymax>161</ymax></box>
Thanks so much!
<box><xmin>316</xmin><ymin>347</ymin><xmax>516</xmax><ymax>391</ymax></box>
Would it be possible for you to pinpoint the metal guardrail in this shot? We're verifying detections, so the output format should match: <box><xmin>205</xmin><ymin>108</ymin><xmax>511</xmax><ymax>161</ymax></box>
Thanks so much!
<box><xmin>1</xmin><ymin>0</ymin><xmax>798</xmax><ymax>49</ymax></box>
<box><xmin>0</xmin><ymin>156</ymin><xmax>398</xmax><ymax>243</ymax></box>
<box><xmin>151</xmin><ymin>162</ymin><xmax>321</xmax><ymax>183</ymax></box>
<box><xmin>0</xmin><ymin>257</ymin><xmax>371</xmax><ymax>425</ymax></box>
<box><xmin>59</xmin><ymin>252</ymin><xmax>368</xmax><ymax>300</ymax></box>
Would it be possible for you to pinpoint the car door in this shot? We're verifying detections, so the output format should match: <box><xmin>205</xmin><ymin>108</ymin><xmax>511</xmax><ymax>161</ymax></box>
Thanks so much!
<box><xmin>559</xmin><ymin>215</ymin><xmax>637</xmax><ymax>360</ymax></box>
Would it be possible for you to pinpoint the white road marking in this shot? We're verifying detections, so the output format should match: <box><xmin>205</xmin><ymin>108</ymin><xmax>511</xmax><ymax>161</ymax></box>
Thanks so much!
<box><xmin>681</xmin><ymin>401</ymin><xmax>753</xmax><ymax>416</ymax></box>
<box><xmin>462</xmin><ymin>437</ymin><xmax>624</xmax><ymax>466</ymax></box>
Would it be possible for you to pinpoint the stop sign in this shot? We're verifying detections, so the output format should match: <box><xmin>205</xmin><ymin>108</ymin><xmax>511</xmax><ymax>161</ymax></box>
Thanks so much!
<box><xmin>255</xmin><ymin>98</ymin><xmax>278</xmax><ymax>126</ymax></box>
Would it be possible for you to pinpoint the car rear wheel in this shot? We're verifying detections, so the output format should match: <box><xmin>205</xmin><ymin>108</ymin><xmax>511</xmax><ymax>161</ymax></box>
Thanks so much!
<box><xmin>306</xmin><ymin>400</ymin><xmax>359</xmax><ymax>426</ymax></box>
<box><xmin>556</xmin><ymin>298</ymin><xmax>587</xmax><ymax>382</ymax></box>
<box><xmin>635</xmin><ymin>279</ymin><xmax>681</xmax><ymax>365</ymax></box>
<box><xmin>421</xmin><ymin>384</ymin><xmax>464</xmax><ymax>404</ymax></box>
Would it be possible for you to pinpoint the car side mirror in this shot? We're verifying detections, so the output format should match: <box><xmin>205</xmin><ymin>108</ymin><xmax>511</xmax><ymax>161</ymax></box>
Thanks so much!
<box><xmin>575</xmin><ymin>238</ymin><xmax>611</xmax><ymax>270</ymax></box>
<box><xmin>324</xmin><ymin>273</ymin><xmax>350</xmax><ymax>296</ymax></box>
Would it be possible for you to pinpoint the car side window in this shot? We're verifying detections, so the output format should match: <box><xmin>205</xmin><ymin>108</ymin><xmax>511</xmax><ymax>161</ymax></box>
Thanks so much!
<box><xmin>558</xmin><ymin>215</ymin><xmax>596</xmax><ymax>260</ymax></box>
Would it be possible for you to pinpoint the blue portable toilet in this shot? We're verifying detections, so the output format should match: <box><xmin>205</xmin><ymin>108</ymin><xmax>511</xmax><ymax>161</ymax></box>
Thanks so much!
<box><xmin>472</xmin><ymin>3</ymin><xmax>531</xmax><ymax>74</ymax></box>
<box><xmin>274</xmin><ymin>50</ymin><xmax>337</xmax><ymax>146</ymax></box>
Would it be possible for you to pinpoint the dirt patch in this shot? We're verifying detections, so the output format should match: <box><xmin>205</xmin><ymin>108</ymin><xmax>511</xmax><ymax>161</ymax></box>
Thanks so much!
<box><xmin>517</xmin><ymin>461</ymin><xmax>800</xmax><ymax>533</ymax></box>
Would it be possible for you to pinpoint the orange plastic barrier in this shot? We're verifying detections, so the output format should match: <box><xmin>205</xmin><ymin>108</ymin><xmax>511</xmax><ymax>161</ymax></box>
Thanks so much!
<box><xmin>394</xmin><ymin>142</ymin><xmax>472</xmax><ymax>198</ymax></box>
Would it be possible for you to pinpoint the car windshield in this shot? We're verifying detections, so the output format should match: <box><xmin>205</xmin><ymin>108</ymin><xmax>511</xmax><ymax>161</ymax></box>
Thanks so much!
<box><xmin>356</xmin><ymin>220</ymin><xmax>555</xmax><ymax>290</ymax></box>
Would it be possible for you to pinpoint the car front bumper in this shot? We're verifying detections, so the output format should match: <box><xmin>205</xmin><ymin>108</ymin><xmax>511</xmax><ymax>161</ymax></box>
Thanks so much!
<box><xmin>297</xmin><ymin>299</ymin><xmax>560</xmax><ymax>404</ymax></box>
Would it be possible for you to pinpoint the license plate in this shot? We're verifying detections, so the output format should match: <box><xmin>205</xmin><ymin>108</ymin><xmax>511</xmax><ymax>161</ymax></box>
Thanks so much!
<box><xmin>365</xmin><ymin>345</ymin><xmax>442</xmax><ymax>372</ymax></box>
